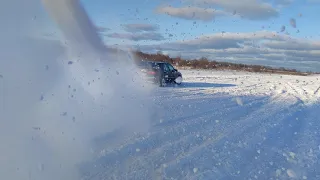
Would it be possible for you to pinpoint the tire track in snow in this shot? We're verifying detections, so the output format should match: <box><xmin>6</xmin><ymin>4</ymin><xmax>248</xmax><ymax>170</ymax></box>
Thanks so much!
<box><xmin>313</xmin><ymin>86</ymin><xmax>320</xmax><ymax>97</ymax></box>
<box><xmin>286</xmin><ymin>82</ymin><xmax>310</xmax><ymax>103</ymax></box>
<box><xmin>103</xmin><ymin>94</ymin><xmax>294</xmax><ymax>179</ymax></box>
<box><xmin>225</xmin><ymin>102</ymin><xmax>307</xmax><ymax>179</ymax></box>
<box><xmin>81</xmin><ymin>70</ymin><xmax>320</xmax><ymax>180</ymax></box>
<box><xmin>86</xmin><ymin>80</ymin><xmax>299</xmax><ymax>179</ymax></box>
<box><xmin>82</xmin><ymin>95</ymin><xmax>270</xmax><ymax>180</ymax></box>
<box><xmin>160</xmin><ymin>96</ymin><xmax>302</xmax><ymax>179</ymax></box>
<box><xmin>176</xmin><ymin>95</ymin><xmax>320</xmax><ymax>179</ymax></box>
<box><xmin>123</xmin><ymin>95</ymin><xmax>266</xmax><ymax>148</ymax></box>
<box><xmin>232</xmin><ymin>103</ymin><xmax>320</xmax><ymax>180</ymax></box>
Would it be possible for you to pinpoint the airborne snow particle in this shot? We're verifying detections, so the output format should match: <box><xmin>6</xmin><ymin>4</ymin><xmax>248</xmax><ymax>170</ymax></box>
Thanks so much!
<box><xmin>193</xmin><ymin>168</ymin><xmax>198</xmax><ymax>173</ymax></box>
<box><xmin>136</xmin><ymin>148</ymin><xmax>140</xmax><ymax>152</ymax></box>
<box><xmin>286</xmin><ymin>169</ymin><xmax>296</xmax><ymax>178</ymax></box>
<box><xmin>235</xmin><ymin>97</ymin><xmax>243</xmax><ymax>106</ymax></box>
<box><xmin>290</xmin><ymin>18</ymin><xmax>296</xmax><ymax>28</ymax></box>
<box><xmin>32</xmin><ymin>127</ymin><xmax>41</xmax><ymax>130</ymax></box>
<box><xmin>289</xmin><ymin>152</ymin><xmax>296</xmax><ymax>159</ymax></box>
<box><xmin>303</xmin><ymin>175</ymin><xmax>308</xmax><ymax>179</ymax></box>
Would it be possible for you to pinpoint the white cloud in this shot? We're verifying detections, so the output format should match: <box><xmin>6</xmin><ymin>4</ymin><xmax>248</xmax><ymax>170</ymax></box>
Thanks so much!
<box><xmin>155</xmin><ymin>6</ymin><xmax>230</xmax><ymax>21</ymax></box>
<box><xmin>137</xmin><ymin>31</ymin><xmax>320</xmax><ymax>71</ymax></box>
<box><xmin>262</xmin><ymin>40</ymin><xmax>320</xmax><ymax>50</ymax></box>
<box><xmin>105</xmin><ymin>23</ymin><xmax>165</xmax><ymax>41</ymax></box>
<box><xmin>122</xmin><ymin>23</ymin><xmax>159</xmax><ymax>32</ymax></box>
<box><xmin>186</xmin><ymin>0</ymin><xmax>279</xmax><ymax>20</ymax></box>
<box><xmin>106</xmin><ymin>32</ymin><xmax>165</xmax><ymax>41</ymax></box>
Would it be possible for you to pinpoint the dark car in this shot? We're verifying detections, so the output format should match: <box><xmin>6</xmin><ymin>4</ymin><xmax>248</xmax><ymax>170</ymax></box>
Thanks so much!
<box><xmin>137</xmin><ymin>61</ymin><xmax>183</xmax><ymax>87</ymax></box>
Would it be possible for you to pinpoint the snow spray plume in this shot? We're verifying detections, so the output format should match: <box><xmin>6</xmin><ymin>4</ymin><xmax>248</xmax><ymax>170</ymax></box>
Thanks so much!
<box><xmin>0</xmin><ymin>0</ymin><xmax>154</xmax><ymax>179</ymax></box>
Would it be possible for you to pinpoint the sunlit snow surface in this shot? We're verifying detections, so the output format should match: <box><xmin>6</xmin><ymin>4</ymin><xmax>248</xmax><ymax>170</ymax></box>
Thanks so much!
<box><xmin>1</xmin><ymin>0</ymin><xmax>320</xmax><ymax>180</ymax></box>
<box><xmin>82</xmin><ymin>69</ymin><xmax>320</xmax><ymax>180</ymax></box>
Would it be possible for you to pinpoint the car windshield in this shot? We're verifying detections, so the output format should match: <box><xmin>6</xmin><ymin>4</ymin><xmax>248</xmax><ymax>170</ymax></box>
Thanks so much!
<box><xmin>1</xmin><ymin>0</ymin><xmax>320</xmax><ymax>180</ymax></box>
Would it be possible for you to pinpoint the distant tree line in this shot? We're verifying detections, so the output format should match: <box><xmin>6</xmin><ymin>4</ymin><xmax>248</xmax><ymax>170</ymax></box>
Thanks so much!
<box><xmin>133</xmin><ymin>50</ymin><xmax>315</xmax><ymax>76</ymax></box>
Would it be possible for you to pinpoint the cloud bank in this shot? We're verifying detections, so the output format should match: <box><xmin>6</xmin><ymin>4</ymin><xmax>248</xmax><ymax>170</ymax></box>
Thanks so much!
<box><xmin>100</xmin><ymin>0</ymin><xmax>319</xmax><ymax>71</ymax></box>
<box><xmin>157</xmin><ymin>0</ymin><xmax>279</xmax><ymax>21</ymax></box>
<box><xmin>107</xmin><ymin>32</ymin><xmax>165</xmax><ymax>41</ymax></box>
<box><xmin>137</xmin><ymin>31</ymin><xmax>320</xmax><ymax>71</ymax></box>
<box><xmin>122</xmin><ymin>23</ymin><xmax>160</xmax><ymax>32</ymax></box>
<box><xmin>155</xmin><ymin>6</ymin><xmax>229</xmax><ymax>21</ymax></box>
<box><xmin>106</xmin><ymin>23</ymin><xmax>165</xmax><ymax>41</ymax></box>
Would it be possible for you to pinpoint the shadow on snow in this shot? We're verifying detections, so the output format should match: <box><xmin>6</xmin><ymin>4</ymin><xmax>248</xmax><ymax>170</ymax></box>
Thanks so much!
<box><xmin>164</xmin><ymin>82</ymin><xmax>236</xmax><ymax>88</ymax></box>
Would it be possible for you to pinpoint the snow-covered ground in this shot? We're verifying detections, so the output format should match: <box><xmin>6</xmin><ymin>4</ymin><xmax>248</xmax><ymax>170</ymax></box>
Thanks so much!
<box><xmin>3</xmin><ymin>1</ymin><xmax>319</xmax><ymax>180</ymax></box>
<box><xmin>81</xmin><ymin>69</ymin><xmax>320</xmax><ymax>180</ymax></box>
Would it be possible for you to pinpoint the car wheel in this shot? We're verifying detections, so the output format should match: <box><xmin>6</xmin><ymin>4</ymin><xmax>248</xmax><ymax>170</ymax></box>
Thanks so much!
<box><xmin>159</xmin><ymin>75</ymin><xmax>166</xmax><ymax>87</ymax></box>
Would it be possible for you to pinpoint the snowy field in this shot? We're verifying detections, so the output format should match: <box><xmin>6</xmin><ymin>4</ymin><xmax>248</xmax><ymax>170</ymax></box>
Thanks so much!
<box><xmin>80</xmin><ymin>69</ymin><xmax>320</xmax><ymax>180</ymax></box>
<box><xmin>3</xmin><ymin>1</ymin><xmax>320</xmax><ymax>180</ymax></box>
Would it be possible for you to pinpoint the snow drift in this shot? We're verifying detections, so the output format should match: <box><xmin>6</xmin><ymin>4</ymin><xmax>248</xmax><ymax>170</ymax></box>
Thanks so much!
<box><xmin>0</xmin><ymin>0</ymin><xmax>154</xmax><ymax>179</ymax></box>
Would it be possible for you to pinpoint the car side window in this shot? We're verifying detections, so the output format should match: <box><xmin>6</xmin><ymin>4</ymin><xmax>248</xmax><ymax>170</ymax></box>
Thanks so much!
<box><xmin>167</xmin><ymin>64</ymin><xmax>175</xmax><ymax>71</ymax></box>
<box><xmin>163</xmin><ymin>64</ymin><xmax>169</xmax><ymax>72</ymax></box>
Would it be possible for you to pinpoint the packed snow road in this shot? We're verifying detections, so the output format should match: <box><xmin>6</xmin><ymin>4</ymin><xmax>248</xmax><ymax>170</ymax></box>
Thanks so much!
<box><xmin>81</xmin><ymin>69</ymin><xmax>320</xmax><ymax>180</ymax></box>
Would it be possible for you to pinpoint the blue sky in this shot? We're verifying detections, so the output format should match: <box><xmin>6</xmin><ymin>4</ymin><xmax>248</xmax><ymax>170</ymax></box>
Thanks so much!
<box><xmin>64</xmin><ymin>1</ymin><xmax>320</xmax><ymax>71</ymax></box>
